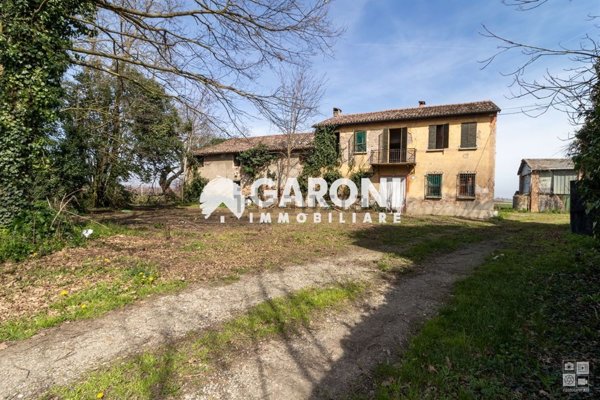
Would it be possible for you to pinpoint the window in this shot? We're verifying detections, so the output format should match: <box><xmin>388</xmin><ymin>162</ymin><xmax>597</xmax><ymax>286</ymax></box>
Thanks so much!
<box><xmin>428</xmin><ymin>124</ymin><xmax>449</xmax><ymax>150</ymax></box>
<box><xmin>354</xmin><ymin>130</ymin><xmax>367</xmax><ymax>153</ymax></box>
<box><xmin>233</xmin><ymin>154</ymin><xmax>241</xmax><ymax>166</ymax></box>
<box><xmin>334</xmin><ymin>131</ymin><xmax>340</xmax><ymax>156</ymax></box>
<box><xmin>457</xmin><ymin>173</ymin><xmax>476</xmax><ymax>199</ymax></box>
<box><xmin>425</xmin><ymin>174</ymin><xmax>442</xmax><ymax>199</ymax></box>
<box><xmin>196</xmin><ymin>156</ymin><xmax>205</xmax><ymax>167</ymax></box>
<box><xmin>460</xmin><ymin>122</ymin><xmax>477</xmax><ymax>148</ymax></box>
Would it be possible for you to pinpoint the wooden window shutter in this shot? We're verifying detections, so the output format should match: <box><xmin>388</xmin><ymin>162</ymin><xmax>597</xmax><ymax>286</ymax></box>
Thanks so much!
<box><xmin>470</xmin><ymin>123</ymin><xmax>477</xmax><ymax>147</ymax></box>
<box><xmin>443</xmin><ymin>124</ymin><xmax>449</xmax><ymax>148</ymax></box>
<box><xmin>379</xmin><ymin>129</ymin><xmax>389</xmax><ymax>163</ymax></box>
<box><xmin>461</xmin><ymin>123</ymin><xmax>468</xmax><ymax>148</ymax></box>
<box><xmin>461</xmin><ymin>123</ymin><xmax>476</xmax><ymax>148</ymax></box>
<box><xmin>381</xmin><ymin>128</ymin><xmax>389</xmax><ymax>151</ymax></box>
<box><xmin>428</xmin><ymin>125</ymin><xmax>436</xmax><ymax>149</ymax></box>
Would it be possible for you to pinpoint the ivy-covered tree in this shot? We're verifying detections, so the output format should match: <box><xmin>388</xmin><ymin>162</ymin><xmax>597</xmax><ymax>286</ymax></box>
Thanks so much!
<box><xmin>571</xmin><ymin>62</ymin><xmax>600</xmax><ymax>235</ymax></box>
<box><xmin>127</xmin><ymin>70</ymin><xmax>183</xmax><ymax>197</ymax></box>
<box><xmin>0</xmin><ymin>0</ymin><xmax>92</xmax><ymax>225</ymax></box>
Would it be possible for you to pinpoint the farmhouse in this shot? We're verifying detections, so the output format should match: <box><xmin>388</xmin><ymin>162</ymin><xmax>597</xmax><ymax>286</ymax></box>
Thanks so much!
<box><xmin>192</xmin><ymin>132</ymin><xmax>314</xmax><ymax>190</ymax></box>
<box><xmin>513</xmin><ymin>158</ymin><xmax>578</xmax><ymax>212</ymax></box>
<box><xmin>194</xmin><ymin>100</ymin><xmax>500</xmax><ymax>219</ymax></box>
<box><xmin>314</xmin><ymin>100</ymin><xmax>500</xmax><ymax>219</ymax></box>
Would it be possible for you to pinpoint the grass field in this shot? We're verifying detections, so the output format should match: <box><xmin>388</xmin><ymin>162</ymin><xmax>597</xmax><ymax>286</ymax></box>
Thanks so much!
<box><xmin>3</xmin><ymin>206</ymin><xmax>593</xmax><ymax>399</ymax></box>
<box><xmin>0</xmin><ymin>207</ymin><xmax>499</xmax><ymax>342</ymax></box>
<box><xmin>37</xmin><ymin>211</ymin><xmax>593</xmax><ymax>400</ymax></box>
<box><xmin>367</xmin><ymin>211</ymin><xmax>599</xmax><ymax>399</ymax></box>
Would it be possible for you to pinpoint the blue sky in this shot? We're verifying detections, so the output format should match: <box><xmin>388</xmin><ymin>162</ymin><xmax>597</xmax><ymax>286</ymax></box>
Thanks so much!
<box><xmin>248</xmin><ymin>0</ymin><xmax>599</xmax><ymax>198</ymax></box>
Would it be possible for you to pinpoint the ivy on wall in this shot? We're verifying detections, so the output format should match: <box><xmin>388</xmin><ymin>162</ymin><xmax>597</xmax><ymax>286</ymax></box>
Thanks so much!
<box><xmin>298</xmin><ymin>126</ymin><xmax>341</xmax><ymax>190</ymax></box>
<box><xmin>237</xmin><ymin>144</ymin><xmax>277</xmax><ymax>179</ymax></box>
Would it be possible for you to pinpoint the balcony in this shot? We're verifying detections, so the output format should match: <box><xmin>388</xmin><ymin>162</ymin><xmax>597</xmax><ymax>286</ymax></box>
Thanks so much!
<box><xmin>370</xmin><ymin>148</ymin><xmax>416</xmax><ymax>165</ymax></box>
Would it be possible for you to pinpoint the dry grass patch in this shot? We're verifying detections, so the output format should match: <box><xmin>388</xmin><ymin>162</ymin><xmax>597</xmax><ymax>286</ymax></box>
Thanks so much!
<box><xmin>0</xmin><ymin>207</ymin><xmax>501</xmax><ymax>342</ymax></box>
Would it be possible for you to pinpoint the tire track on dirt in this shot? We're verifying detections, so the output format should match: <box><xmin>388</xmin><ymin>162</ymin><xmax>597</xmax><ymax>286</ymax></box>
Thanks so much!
<box><xmin>184</xmin><ymin>240</ymin><xmax>501</xmax><ymax>400</ymax></box>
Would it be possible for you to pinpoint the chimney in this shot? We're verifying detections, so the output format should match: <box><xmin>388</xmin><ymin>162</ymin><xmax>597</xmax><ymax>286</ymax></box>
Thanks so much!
<box><xmin>418</xmin><ymin>100</ymin><xmax>426</xmax><ymax>108</ymax></box>
<box><xmin>333</xmin><ymin>107</ymin><xmax>342</xmax><ymax>117</ymax></box>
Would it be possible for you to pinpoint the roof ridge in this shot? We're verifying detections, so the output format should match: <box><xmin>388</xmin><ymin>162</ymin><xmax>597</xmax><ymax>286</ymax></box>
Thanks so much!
<box><xmin>325</xmin><ymin>100</ymin><xmax>497</xmax><ymax>118</ymax></box>
<box><xmin>226</xmin><ymin>132</ymin><xmax>313</xmax><ymax>140</ymax></box>
<box><xmin>194</xmin><ymin>131</ymin><xmax>315</xmax><ymax>156</ymax></box>
<box><xmin>314</xmin><ymin>100</ymin><xmax>500</xmax><ymax>127</ymax></box>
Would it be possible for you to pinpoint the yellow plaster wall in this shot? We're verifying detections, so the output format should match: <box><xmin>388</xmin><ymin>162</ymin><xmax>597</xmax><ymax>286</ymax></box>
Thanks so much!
<box><xmin>336</xmin><ymin>113</ymin><xmax>497</xmax><ymax>218</ymax></box>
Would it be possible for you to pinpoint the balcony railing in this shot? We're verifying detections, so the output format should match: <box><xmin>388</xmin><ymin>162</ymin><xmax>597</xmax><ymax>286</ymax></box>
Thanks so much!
<box><xmin>370</xmin><ymin>148</ymin><xmax>416</xmax><ymax>165</ymax></box>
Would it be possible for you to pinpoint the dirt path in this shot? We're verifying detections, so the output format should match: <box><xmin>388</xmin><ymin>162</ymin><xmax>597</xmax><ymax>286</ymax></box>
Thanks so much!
<box><xmin>0</xmin><ymin>251</ymin><xmax>380</xmax><ymax>400</ymax></box>
<box><xmin>183</xmin><ymin>240</ymin><xmax>501</xmax><ymax>400</ymax></box>
<box><xmin>0</xmin><ymin>239</ymin><xmax>500</xmax><ymax>400</ymax></box>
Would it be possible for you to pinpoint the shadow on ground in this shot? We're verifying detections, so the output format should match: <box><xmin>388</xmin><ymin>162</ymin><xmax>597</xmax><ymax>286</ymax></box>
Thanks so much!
<box><xmin>123</xmin><ymin>216</ymin><xmax>570</xmax><ymax>400</ymax></box>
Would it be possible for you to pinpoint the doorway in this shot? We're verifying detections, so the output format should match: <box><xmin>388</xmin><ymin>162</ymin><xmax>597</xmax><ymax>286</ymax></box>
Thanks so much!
<box><xmin>389</xmin><ymin>128</ymin><xmax>408</xmax><ymax>163</ymax></box>
<box><xmin>380</xmin><ymin>176</ymin><xmax>406</xmax><ymax>212</ymax></box>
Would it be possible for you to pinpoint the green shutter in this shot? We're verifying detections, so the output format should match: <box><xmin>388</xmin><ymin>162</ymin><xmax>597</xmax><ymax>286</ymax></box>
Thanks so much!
<box><xmin>426</xmin><ymin>174</ymin><xmax>442</xmax><ymax>198</ymax></box>
<box><xmin>355</xmin><ymin>131</ymin><xmax>366</xmax><ymax>153</ymax></box>
<box><xmin>428</xmin><ymin>125</ymin><xmax>436</xmax><ymax>149</ymax></box>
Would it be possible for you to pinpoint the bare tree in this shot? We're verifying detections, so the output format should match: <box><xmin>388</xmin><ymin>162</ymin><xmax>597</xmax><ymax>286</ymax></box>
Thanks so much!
<box><xmin>70</xmin><ymin>0</ymin><xmax>340</xmax><ymax>134</ymax></box>
<box><xmin>179</xmin><ymin>93</ymin><xmax>218</xmax><ymax>192</ymax></box>
<box><xmin>481</xmin><ymin>0</ymin><xmax>599</xmax><ymax>122</ymax></box>
<box><xmin>263</xmin><ymin>66</ymin><xmax>324</xmax><ymax>191</ymax></box>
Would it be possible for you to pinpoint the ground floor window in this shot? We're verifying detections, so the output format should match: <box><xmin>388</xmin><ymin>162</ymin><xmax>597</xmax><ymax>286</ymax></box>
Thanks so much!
<box><xmin>425</xmin><ymin>173</ymin><xmax>442</xmax><ymax>199</ymax></box>
<box><xmin>457</xmin><ymin>173</ymin><xmax>476</xmax><ymax>199</ymax></box>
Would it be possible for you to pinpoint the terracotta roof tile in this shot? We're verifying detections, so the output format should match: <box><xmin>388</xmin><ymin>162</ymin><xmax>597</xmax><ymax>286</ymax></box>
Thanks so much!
<box><xmin>193</xmin><ymin>132</ymin><xmax>314</xmax><ymax>155</ymax></box>
<box><xmin>314</xmin><ymin>101</ymin><xmax>500</xmax><ymax>127</ymax></box>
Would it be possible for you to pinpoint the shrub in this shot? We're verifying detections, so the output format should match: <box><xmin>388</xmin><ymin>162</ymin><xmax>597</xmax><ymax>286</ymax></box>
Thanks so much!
<box><xmin>183</xmin><ymin>174</ymin><xmax>208</xmax><ymax>203</ymax></box>
<box><xmin>0</xmin><ymin>202</ymin><xmax>82</xmax><ymax>262</ymax></box>
<box><xmin>349</xmin><ymin>169</ymin><xmax>373</xmax><ymax>188</ymax></box>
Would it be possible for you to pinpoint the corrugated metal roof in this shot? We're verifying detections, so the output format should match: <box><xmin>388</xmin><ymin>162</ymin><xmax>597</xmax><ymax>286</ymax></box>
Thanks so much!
<box><xmin>518</xmin><ymin>158</ymin><xmax>575</xmax><ymax>175</ymax></box>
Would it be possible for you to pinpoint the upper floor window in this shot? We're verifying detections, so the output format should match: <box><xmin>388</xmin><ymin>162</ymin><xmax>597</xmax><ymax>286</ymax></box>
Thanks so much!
<box><xmin>425</xmin><ymin>173</ymin><xmax>442</xmax><ymax>199</ymax></box>
<box><xmin>457</xmin><ymin>173</ymin><xmax>476</xmax><ymax>199</ymax></box>
<box><xmin>196</xmin><ymin>156</ymin><xmax>205</xmax><ymax>167</ymax></box>
<box><xmin>460</xmin><ymin>122</ymin><xmax>477</xmax><ymax>149</ymax></box>
<box><xmin>354</xmin><ymin>130</ymin><xmax>367</xmax><ymax>153</ymax></box>
<box><xmin>428</xmin><ymin>124</ymin><xmax>449</xmax><ymax>150</ymax></box>
<box><xmin>233</xmin><ymin>154</ymin><xmax>241</xmax><ymax>167</ymax></box>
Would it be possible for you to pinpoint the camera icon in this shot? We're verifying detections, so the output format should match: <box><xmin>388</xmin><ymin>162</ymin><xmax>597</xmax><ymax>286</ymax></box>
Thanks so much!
<box><xmin>564</xmin><ymin>361</ymin><xmax>575</xmax><ymax>371</ymax></box>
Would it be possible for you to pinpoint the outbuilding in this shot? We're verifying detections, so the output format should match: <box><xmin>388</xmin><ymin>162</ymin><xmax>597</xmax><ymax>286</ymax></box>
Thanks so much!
<box><xmin>513</xmin><ymin>158</ymin><xmax>577</xmax><ymax>212</ymax></box>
